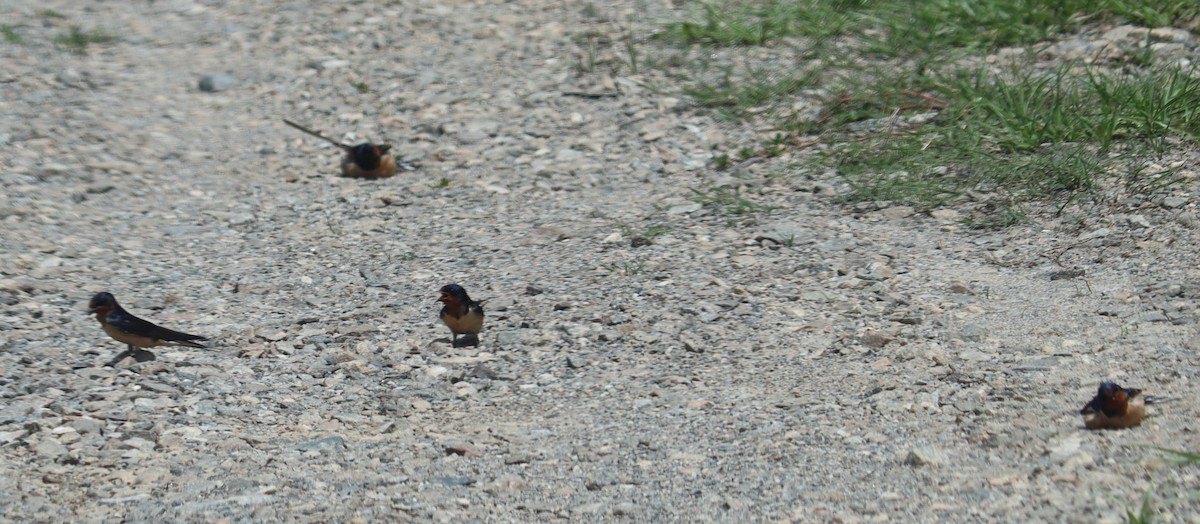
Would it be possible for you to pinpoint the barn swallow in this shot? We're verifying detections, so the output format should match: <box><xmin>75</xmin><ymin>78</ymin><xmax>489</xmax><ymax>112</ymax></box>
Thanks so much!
<box><xmin>1081</xmin><ymin>381</ymin><xmax>1147</xmax><ymax>430</ymax></box>
<box><xmin>438</xmin><ymin>284</ymin><xmax>484</xmax><ymax>347</ymax></box>
<box><xmin>87</xmin><ymin>292</ymin><xmax>207</xmax><ymax>366</ymax></box>
<box><xmin>283</xmin><ymin>118</ymin><xmax>397</xmax><ymax>178</ymax></box>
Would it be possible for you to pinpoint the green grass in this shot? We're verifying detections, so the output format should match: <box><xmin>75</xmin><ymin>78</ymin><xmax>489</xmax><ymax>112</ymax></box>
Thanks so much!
<box><xmin>605</xmin><ymin>260</ymin><xmax>647</xmax><ymax>275</ymax></box>
<box><xmin>690</xmin><ymin>187</ymin><xmax>774</xmax><ymax>216</ymax></box>
<box><xmin>0</xmin><ymin>25</ymin><xmax>21</xmax><ymax>44</ymax></box>
<box><xmin>54</xmin><ymin>26</ymin><xmax>116</xmax><ymax>54</ymax></box>
<box><xmin>1115</xmin><ymin>447</ymin><xmax>1200</xmax><ymax>524</ymax></box>
<box><xmin>648</xmin><ymin>0</ymin><xmax>1200</xmax><ymax>221</ymax></box>
<box><xmin>1122</xmin><ymin>488</ymin><xmax>1155</xmax><ymax>524</ymax></box>
<box><xmin>617</xmin><ymin>222</ymin><xmax>673</xmax><ymax>239</ymax></box>
<box><xmin>38</xmin><ymin>9</ymin><xmax>66</xmax><ymax>18</ymax></box>
<box><xmin>683</xmin><ymin>63</ymin><xmax>819</xmax><ymax>118</ymax></box>
<box><xmin>657</xmin><ymin>0</ymin><xmax>860</xmax><ymax>46</ymax></box>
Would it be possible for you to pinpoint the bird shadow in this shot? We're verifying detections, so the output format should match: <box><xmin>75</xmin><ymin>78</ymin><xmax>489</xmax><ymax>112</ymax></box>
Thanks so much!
<box><xmin>433</xmin><ymin>335</ymin><xmax>481</xmax><ymax>348</ymax></box>
<box><xmin>105</xmin><ymin>349</ymin><xmax>156</xmax><ymax>368</ymax></box>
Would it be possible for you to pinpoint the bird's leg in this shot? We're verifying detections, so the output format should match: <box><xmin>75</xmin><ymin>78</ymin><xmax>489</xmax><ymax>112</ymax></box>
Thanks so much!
<box><xmin>131</xmin><ymin>347</ymin><xmax>156</xmax><ymax>363</ymax></box>
<box><xmin>105</xmin><ymin>345</ymin><xmax>135</xmax><ymax>367</ymax></box>
<box><xmin>451</xmin><ymin>334</ymin><xmax>460</xmax><ymax>348</ymax></box>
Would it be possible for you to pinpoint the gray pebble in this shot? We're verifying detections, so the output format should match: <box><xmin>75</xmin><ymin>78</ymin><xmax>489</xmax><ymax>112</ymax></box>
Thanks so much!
<box><xmin>198</xmin><ymin>74</ymin><xmax>238</xmax><ymax>92</ymax></box>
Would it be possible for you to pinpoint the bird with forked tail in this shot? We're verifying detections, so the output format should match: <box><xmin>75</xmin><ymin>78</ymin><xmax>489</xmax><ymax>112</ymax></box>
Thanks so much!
<box><xmin>284</xmin><ymin>118</ymin><xmax>397</xmax><ymax>178</ymax></box>
<box><xmin>1080</xmin><ymin>381</ymin><xmax>1171</xmax><ymax>430</ymax></box>
<box><xmin>87</xmin><ymin>292</ymin><xmax>207</xmax><ymax>366</ymax></box>
<box><xmin>438</xmin><ymin>284</ymin><xmax>485</xmax><ymax>348</ymax></box>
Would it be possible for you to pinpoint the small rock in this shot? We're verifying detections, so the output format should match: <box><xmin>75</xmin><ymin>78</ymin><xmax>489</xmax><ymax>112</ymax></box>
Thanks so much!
<box><xmin>571</xmin><ymin>502</ymin><xmax>604</xmax><ymax>514</ymax></box>
<box><xmin>958</xmin><ymin>350</ymin><xmax>991</xmax><ymax>362</ymax></box>
<box><xmin>434</xmin><ymin>476</ymin><xmax>475</xmax><ymax>486</ymax></box>
<box><xmin>1140</xmin><ymin>311</ymin><xmax>1169</xmax><ymax>323</ymax></box>
<box><xmin>122</xmin><ymin>437</ymin><xmax>156</xmax><ymax>451</ymax></box>
<box><xmin>667</xmin><ymin>203</ymin><xmax>702</xmax><ymax>215</ymax></box>
<box><xmin>1047</xmin><ymin>435</ymin><xmax>1081</xmax><ymax>459</ymax></box>
<box><xmin>485</xmin><ymin>475</ymin><xmax>526</xmax><ymax>494</ymax></box>
<box><xmin>1127</xmin><ymin>215</ymin><xmax>1151</xmax><ymax>228</ymax></box>
<box><xmin>0</xmin><ymin>430</ymin><xmax>27</xmax><ymax>444</ymax></box>
<box><xmin>35</xmin><ymin>438</ymin><xmax>68</xmax><ymax>460</ymax></box>
<box><xmin>1162</xmin><ymin>196</ymin><xmax>1188</xmax><ymax>209</ymax></box>
<box><xmin>861</xmin><ymin>332</ymin><xmax>894</xmax><ymax>348</ymax></box>
<box><xmin>1177</xmin><ymin>212</ymin><xmax>1198</xmax><ymax>228</ymax></box>
<box><xmin>879</xmin><ymin>206</ymin><xmax>915</xmax><ymax>220</ymax></box>
<box><xmin>954</xmin><ymin>324</ymin><xmax>987</xmax><ymax>342</ymax></box>
<box><xmin>903</xmin><ymin>446</ymin><xmax>947</xmax><ymax>467</ymax></box>
<box><xmin>930</xmin><ymin>209</ymin><xmax>960</xmax><ymax>221</ymax></box>
<box><xmin>469</xmin><ymin>363</ymin><xmax>498</xmax><ymax>380</ymax></box>
<box><xmin>295</xmin><ymin>435</ymin><xmax>346</xmax><ymax>451</ymax></box>
<box><xmin>504</xmin><ymin>452</ymin><xmax>534</xmax><ymax>465</ymax></box>
<box><xmin>613</xmin><ymin>502</ymin><xmax>642</xmax><ymax>515</ymax></box>
<box><xmin>198</xmin><ymin>74</ymin><xmax>238</xmax><ymax>92</ymax></box>
<box><xmin>1186</xmin><ymin>334</ymin><xmax>1200</xmax><ymax>352</ymax></box>
<box><xmin>318</xmin><ymin>59</ymin><xmax>350</xmax><ymax>70</ymax></box>
<box><xmin>731</xmin><ymin>255</ymin><xmax>757</xmax><ymax>268</ymax></box>
<box><xmin>99</xmin><ymin>493</ymin><xmax>151</xmax><ymax>505</ymax></box>
<box><xmin>1062</xmin><ymin>452</ymin><xmax>1094</xmax><ymax>471</ymax></box>
<box><xmin>443</xmin><ymin>440</ymin><xmax>481</xmax><ymax>457</ymax></box>
<box><xmin>948</xmin><ymin>283</ymin><xmax>974</xmax><ymax>295</ymax></box>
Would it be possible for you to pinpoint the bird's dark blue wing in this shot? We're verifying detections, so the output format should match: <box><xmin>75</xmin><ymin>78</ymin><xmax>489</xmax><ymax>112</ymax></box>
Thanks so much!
<box><xmin>106</xmin><ymin>309</ymin><xmax>207</xmax><ymax>345</ymax></box>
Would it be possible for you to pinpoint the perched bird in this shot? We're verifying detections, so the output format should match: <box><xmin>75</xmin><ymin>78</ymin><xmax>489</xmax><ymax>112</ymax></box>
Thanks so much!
<box><xmin>438</xmin><ymin>284</ymin><xmax>485</xmax><ymax>347</ymax></box>
<box><xmin>87</xmin><ymin>292</ymin><xmax>207</xmax><ymax>366</ymax></box>
<box><xmin>284</xmin><ymin>118</ymin><xmax>397</xmax><ymax>178</ymax></box>
<box><xmin>1080</xmin><ymin>381</ymin><xmax>1148</xmax><ymax>430</ymax></box>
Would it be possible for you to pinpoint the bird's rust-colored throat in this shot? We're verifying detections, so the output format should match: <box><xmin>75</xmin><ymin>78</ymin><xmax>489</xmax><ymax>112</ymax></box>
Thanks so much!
<box><xmin>89</xmin><ymin>305</ymin><xmax>113</xmax><ymax>321</ymax></box>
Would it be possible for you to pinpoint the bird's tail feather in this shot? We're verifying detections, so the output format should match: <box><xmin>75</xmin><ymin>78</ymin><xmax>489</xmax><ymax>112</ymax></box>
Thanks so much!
<box><xmin>284</xmin><ymin>119</ymin><xmax>350</xmax><ymax>150</ymax></box>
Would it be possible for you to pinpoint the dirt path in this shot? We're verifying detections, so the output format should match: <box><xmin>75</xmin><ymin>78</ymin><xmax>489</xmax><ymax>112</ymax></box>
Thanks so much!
<box><xmin>2</xmin><ymin>1</ymin><xmax>1199</xmax><ymax>521</ymax></box>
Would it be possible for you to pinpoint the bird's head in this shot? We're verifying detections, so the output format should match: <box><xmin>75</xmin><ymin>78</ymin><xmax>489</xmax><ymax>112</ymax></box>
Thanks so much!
<box><xmin>350</xmin><ymin>143</ymin><xmax>390</xmax><ymax>170</ymax></box>
<box><xmin>439</xmin><ymin>284</ymin><xmax>471</xmax><ymax>306</ymax></box>
<box><xmin>1081</xmin><ymin>381</ymin><xmax>1134</xmax><ymax>417</ymax></box>
<box><xmin>87</xmin><ymin>291</ymin><xmax>117</xmax><ymax>315</ymax></box>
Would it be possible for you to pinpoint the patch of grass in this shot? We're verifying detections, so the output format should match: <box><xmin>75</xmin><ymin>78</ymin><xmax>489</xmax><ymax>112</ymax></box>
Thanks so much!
<box><xmin>859</xmin><ymin>0</ymin><xmax>1094</xmax><ymax>59</ymax></box>
<box><xmin>616</xmin><ymin>222</ymin><xmax>673</xmax><ymax>239</ymax></box>
<box><xmin>683</xmin><ymin>63</ymin><xmax>819</xmax><ymax>118</ymax></box>
<box><xmin>431</xmin><ymin>177</ymin><xmax>450</xmax><ymax>189</ymax></box>
<box><xmin>642</xmin><ymin>224</ymin><xmax>673</xmax><ymax>238</ymax></box>
<box><xmin>1121</xmin><ymin>487</ymin><xmax>1155</xmax><ymax>524</ymax></box>
<box><xmin>581</xmin><ymin>2</ymin><xmax>601</xmax><ymax>20</ymax></box>
<box><xmin>657</xmin><ymin>0</ymin><xmax>858</xmax><ymax>46</ymax></box>
<box><xmin>1</xmin><ymin>25</ymin><xmax>22</xmax><ymax>44</ymax></box>
<box><xmin>1105</xmin><ymin>0</ymin><xmax>1200</xmax><ymax>27</ymax></box>
<box><xmin>713</xmin><ymin>153</ymin><xmax>732</xmax><ymax>170</ymax></box>
<box><xmin>351</xmin><ymin>81</ymin><xmax>370</xmax><ymax>93</ymax></box>
<box><xmin>54</xmin><ymin>26</ymin><xmax>115</xmax><ymax>55</ymax></box>
<box><xmin>573</xmin><ymin>31</ymin><xmax>603</xmax><ymax>74</ymax></box>
<box><xmin>605</xmin><ymin>260</ymin><xmax>647</xmax><ymax>275</ymax></box>
<box><xmin>649</xmin><ymin>0</ymin><xmax>1200</xmax><ymax>220</ymax></box>
<box><xmin>690</xmin><ymin>187</ymin><xmax>773</xmax><ymax>216</ymax></box>
<box><xmin>619</xmin><ymin>221</ymin><xmax>676</xmax><ymax>237</ymax></box>
<box><xmin>38</xmin><ymin>9</ymin><xmax>66</xmax><ymax>18</ymax></box>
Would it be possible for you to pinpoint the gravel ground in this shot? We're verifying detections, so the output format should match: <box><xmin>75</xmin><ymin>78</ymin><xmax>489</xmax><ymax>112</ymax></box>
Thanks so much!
<box><xmin>3</xmin><ymin>1</ymin><xmax>1200</xmax><ymax>522</ymax></box>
